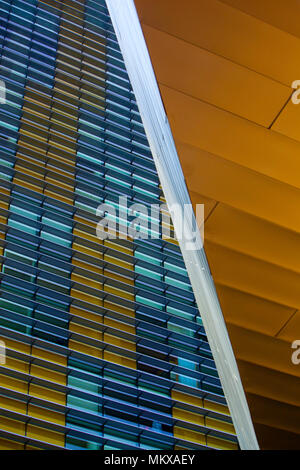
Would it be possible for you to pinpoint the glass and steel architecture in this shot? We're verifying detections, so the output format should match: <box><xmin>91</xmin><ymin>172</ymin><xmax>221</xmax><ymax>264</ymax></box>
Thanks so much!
<box><xmin>0</xmin><ymin>0</ymin><xmax>239</xmax><ymax>450</ymax></box>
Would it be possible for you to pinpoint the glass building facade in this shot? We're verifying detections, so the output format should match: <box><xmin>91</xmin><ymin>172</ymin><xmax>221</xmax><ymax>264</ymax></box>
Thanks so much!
<box><xmin>0</xmin><ymin>0</ymin><xmax>238</xmax><ymax>450</ymax></box>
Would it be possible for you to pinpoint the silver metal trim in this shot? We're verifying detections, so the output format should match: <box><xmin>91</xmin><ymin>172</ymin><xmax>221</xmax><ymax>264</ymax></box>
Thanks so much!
<box><xmin>105</xmin><ymin>0</ymin><xmax>259</xmax><ymax>450</ymax></box>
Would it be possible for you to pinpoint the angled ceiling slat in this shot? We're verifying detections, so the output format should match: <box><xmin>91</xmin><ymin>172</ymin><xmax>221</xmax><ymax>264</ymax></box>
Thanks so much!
<box><xmin>134</xmin><ymin>0</ymin><xmax>300</xmax><ymax>449</ymax></box>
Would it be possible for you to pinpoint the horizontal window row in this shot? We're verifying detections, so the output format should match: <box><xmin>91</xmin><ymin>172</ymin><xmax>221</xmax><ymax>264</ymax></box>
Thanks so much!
<box><xmin>0</xmin><ymin>234</ymin><xmax>195</xmax><ymax>310</ymax></box>
<box><xmin>0</xmin><ymin>325</ymin><xmax>223</xmax><ymax>410</ymax></box>
<box><xmin>0</xmin><ymin>193</ymin><xmax>183</xmax><ymax>271</ymax></box>
<box><xmin>2</xmin><ymin>0</ymin><xmax>123</xmax><ymax>61</ymax></box>
<box><xmin>0</xmin><ymin>216</ymin><xmax>186</xmax><ymax>287</ymax></box>
<box><xmin>9</xmin><ymin>0</ymin><xmax>121</xmax><ymax>48</ymax></box>
<box><xmin>0</xmin><ymin>42</ymin><xmax>134</xmax><ymax>106</ymax></box>
<box><xmin>0</xmin><ymin>307</ymin><xmax>217</xmax><ymax>392</ymax></box>
<box><xmin>0</xmin><ymin>247</ymin><xmax>204</xmax><ymax>340</ymax></box>
<box><xmin>0</xmin><ymin>168</ymin><xmax>161</xmax><ymax>211</ymax></box>
<box><xmin>0</xmin><ymin>135</ymin><xmax>155</xmax><ymax>183</ymax></box>
<box><xmin>0</xmin><ymin>73</ymin><xmax>144</xmax><ymax>136</ymax></box>
<box><xmin>1</xmin><ymin>27</ymin><xmax>129</xmax><ymax>85</ymax></box>
<box><xmin>0</xmin><ymin>157</ymin><xmax>160</xmax><ymax>201</ymax></box>
<box><xmin>0</xmin><ymin>113</ymin><xmax>151</xmax><ymax>162</ymax></box>
<box><xmin>0</xmin><ymin>298</ymin><xmax>210</xmax><ymax>374</ymax></box>
<box><xmin>0</xmin><ymin>348</ymin><xmax>233</xmax><ymax>437</ymax></box>
<box><xmin>3</xmin><ymin>0</ymin><xmax>116</xmax><ymax>45</ymax></box>
<box><xmin>0</xmin><ymin>291</ymin><xmax>209</xmax><ymax>371</ymax></box>
<box><xmin>1</xmin><ymin>234</ymin><xmax>191</xmax><ymax>293</ymax></box>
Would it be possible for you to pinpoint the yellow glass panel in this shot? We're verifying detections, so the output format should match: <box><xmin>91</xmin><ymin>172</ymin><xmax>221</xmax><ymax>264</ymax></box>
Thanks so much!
<box><xmin>71</xmin><ymin>272</ymin><xmax>102</xmax><ymax>290</ymax></box>
<box><xmin>20</xmin><ymin>117</ymin><xmax>48</xmax><ymax>134</ymax></box>
<box><xmin>104</xmin><ymin>284</ymin><xmax>134</xmax><ymax>301</ymax></box>
<box><xmin>45</xmin><ymin>177</ymin><xmax>74</xmax><ymax>192</ymax></box>
<box><xmin>43</xmin><ymin>189</ymin><xmax>73</xmax><ymax>205</ymax></box>
<box><xmin>173</xmin><ymin>407</ymin><xmax>204</xmax><ymax>426</ymax></box>
<box><xmin>69</xmin><ymin>321</ymin><xmax>102</xmax><ymax>340</ymax></box>
<box><xmin>50</xmin><ymin>126</ymin><xmax>77</xmax><ymax>142</ymax></box>
<box><xmin>24</xmin><ymin>90</ymin><xmax>51</xmax><ymax>107</ymax></box>
<box><xmin>29</xmin><ymin>384</ymin><xmax>65</xmax><ymax>405</ymax></box>
<box><xmin>173</xmin><ymin>426</ymin><xmax>206</xmax><ymax>445</ymax></box>
<box><xmin>104</xmin><ymin>333</ymin><xmax>135</xmax><ymax>351</ymax></box>
<box><xmin>70</xmin><ymin>288</ymin><xmax>103</xmax><ymax>306</ymax></box>
<box><xmin>27</xmin><ymin>425</ymin><xmax>65</xmax><ymax>446</ymax></box>
<box><xmin>0</xmin><ymin>374</ymin><xmax>28</xmax><ymax>393</ymax></box>
<box><xmin>207</xmin><ymin>435</ymin><xmax>238</xmax><ymax>450</ymax></box>
<box><xmin>166</xmin><ymin>237</ymin><xmax>179</xmax><ymax>246</ymax></box>
<box><xmin>0</xmin><ymin>396</ymin><xmax>26</xmax><ymax>414</ymax></box>
<box><xmin>0</xmin><ymin>417</ymin><xmax>25</xmax><ymax>435</ymax></box>
<box><xmin>80</xmin><ymin>96</ymin><xmax>105</xmax><ymax>110</ymax></box>
<box><xmin>103</xmin><ymin>300</ymin><xmax>135</xmax><ymax>318</ymax></box>
<box><xmin>30</xmin><ymin>365</ymin><xmax>66</xmax><ymax>385</ymax></box>
<box><xmin>47</xmin><ymin>150</ymin><xmax>75</xmax><ymax>165</ymax></box>
<box><xmin>28</xmin><ymin>404</ymin><xmax>65</xmax><ymax>426</ymax></box>
<box><xmin>74</xmin><ymin>216</ymin><xmax>97</xmax><ymax>228</ymax></box>
<box><xmin>104</xmin><ymin>351</ymin><xmax>136</xmax><ymax>369</ymax></box>
<box><xmin>206</xmin><ymin>417</ymin><xmax>235</xmax><ymax>434</ymax></box>
<box><xmin>14</xmin><ymin>165</ymin><xmax>44</xmax><ymax>180</ymax></box>
<box><xmin>48</xmin><ymin>139</ymin><xmax>76</xmax><ymax>153</ymax></box>
<box><xmin>4</xmin><ymin>357</ymin><xmax>29</xmax><ymax>373</ymax></box>
<box><xmin>22</xmin><ymin>103</ymin><xmax>51</xmax><ymax>119</ymax></box>
<box><xmin>18</xmin><ymin>137</ymin><xmax>47</xmax><ymax>154</ymax></box>
<box><xmin>20</xmin><ymin>128</ymin><xmax>48</xmax><ymax>143</ymax></box>
<box><xmin>72</xmin><ymin>242</ymin><xmax>102</xmax><ymax>258</ymax></box>
<box><xmin>104</xmin><ymin>239</ymin><xmax>133</xmax><ymax>256</ymax></box>
<box><xmin>73</xmin><ymin>228</ymin><xmax>100</xmax><ymax>244</ymax></box>
<box><xmin>0</xmin><ymin>200</ymin><xmax>9</xmax><ymax>209</ymax></box>
<box><xmin>3</xmin><ymin>339</ymin><xmax>30</xmax><ymax>355</ymax></box>
<box><xmin>104</xmin><ymin>317</ymin><xmax>135</xmax><ymax>335</ymax></box>
<box><xmin>51</xmin><ymin>116</ymin><xmax>77</xmax><ymax>132</ymax></box>
<box><xmin>84</xmin><ymin>29</ymin><xmax>106</xmax><ymax>47</ymax></box>
<box><xmin>0</xmin><ymin>438</ymin><xmax>24</xmax><ymax>450</ymax></box>
<box><xmin>13</xmin><ymin>178</ymin><xmax>43</xmax><ymax>194</ymax></box>
<box><xmin>203</xmin><ymin>399</ymin><xmax>230</xmax><ymax>416</ymax></box>
<box><xmin>172</xmin><ymin>390</ymin><xmax>203</xmax><ymax>408</ymax></box>
<box><xmin>104</xmin><ymin>254</ymin><xmax>133</xmax><ymax>270</ymax></box>
<box><xmin>104</xmin><ymin>270</ymin><xmax>134</xmax><ymax>286</ymax></box>
<box><xmin>0</xmin><ymin>187</ymin><xmax>10</xmax><ymax>196</ymax></box>
<box><xmin>72</xmin><ymin>258</ymin><xmax>102</xmax><ymax>275</ymax></box>
<box><xmin>69</xmin><ymin>339</ymin><xmax>102</xmax><ymax>358</ymax></box>
<box><xmin>70</xmin><ymin>305</ymin><xmax>102</xmax><ymax>323</ymax></box>
<box><xmin>32</xmin><ymin>347</ymin><xmax>67</xmax><ymax>367</ymax></box>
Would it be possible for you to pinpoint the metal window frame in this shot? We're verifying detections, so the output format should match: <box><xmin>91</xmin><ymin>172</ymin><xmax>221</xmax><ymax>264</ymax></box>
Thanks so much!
<box><xmin>106</xmin><ymin>0</ymin><xmax>259</xmax><ymax>450</ymax></box>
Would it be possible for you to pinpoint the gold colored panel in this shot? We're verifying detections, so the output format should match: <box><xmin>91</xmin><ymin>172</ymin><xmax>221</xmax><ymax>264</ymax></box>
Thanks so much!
<box><xmin>104</xmin><ymin>333</ymin><xmax>135</xmax><ymax>351</ymax></box>
<box><xmin>29</xmin><ymin>384</ymin><xmax>65</xmax><ymax>405</ymax></box>
<box><xmin>28</xmin><ymin>404</ymin><xmax>65</xmax><ymax>426</ymax></box>
<box><xmin>173</xmin><ymin>426</ymin><xmax>205</xmax><ymax>445</ymax></box>
<box><xmin>27</xmin><ymin>425</ymin><xmax>65</xmax><ymax>447</ymax></box>
<box><xmin>104</xmin><ymin>351</ymin><xmax>136</xmax><ymax>369</ymax></box>
<box><xmin>69</xmin><ymin>339</ymin><xmax>102</xmax><ymax>358</ymax></box>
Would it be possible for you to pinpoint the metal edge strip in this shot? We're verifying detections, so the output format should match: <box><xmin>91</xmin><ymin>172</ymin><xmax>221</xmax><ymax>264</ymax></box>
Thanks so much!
<box><xmin>105</xmin><ymin>0</ymin><xmax>259</xmax><ymax>450</ymax></box>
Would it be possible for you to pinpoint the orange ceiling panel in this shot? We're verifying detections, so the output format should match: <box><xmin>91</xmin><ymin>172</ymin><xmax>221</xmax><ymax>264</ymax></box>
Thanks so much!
<box><xmin>135</xmin><ymin>0</ymin><xmax>300</xmax><ymax>85</ymax></box>
<box><xmin>140</xmin><ymin>25</ymin><xmax>289</xmax><ymax>126</ymax></box>
<box><xmin>135</xmin><ymin>0</ymin><xmax>300</xmax><ymax>448</ymax></box>
<box><xmin>220</xmin><ymin>0</ymin><xmax>300</xmax><ymax>39</ymax></box>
